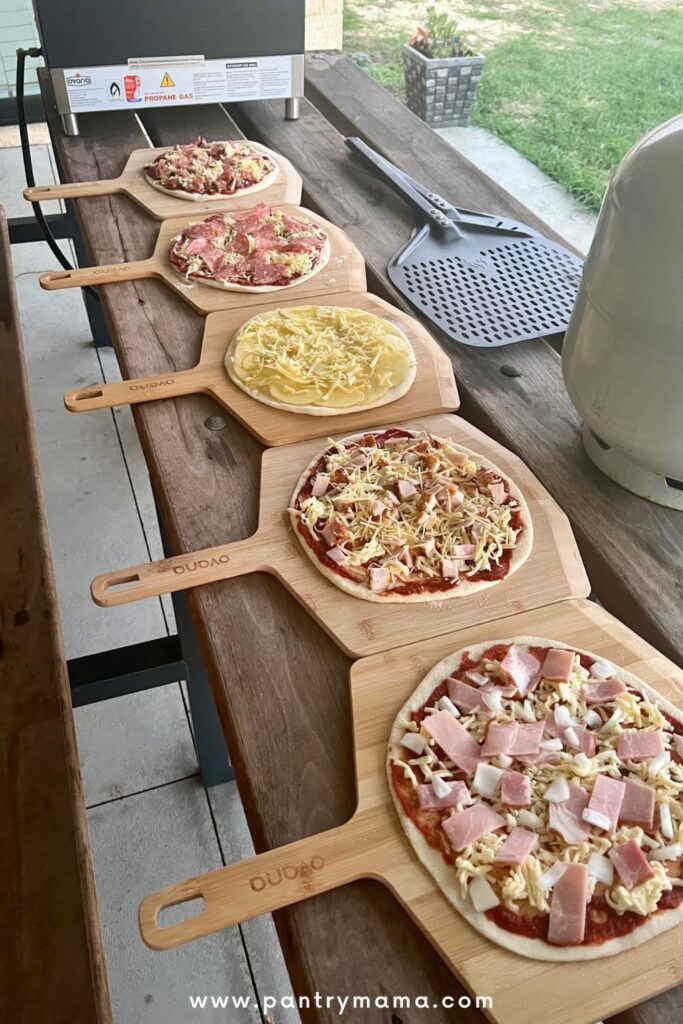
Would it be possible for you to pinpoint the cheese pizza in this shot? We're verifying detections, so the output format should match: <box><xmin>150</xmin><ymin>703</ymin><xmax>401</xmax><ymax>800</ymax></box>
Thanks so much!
<box><xmin>144</xmin><ymin>137</ymin><xmax>278</xmax><ymax>201</ymax></box>
<box><xmin>388</xmin><ymin>638</ymin><xmax>683</xmax><ymax>959</ymax></box>
<box><xmin>288</xmin><ymin>429</ymin><xmax>531</xmax><ymax>602</ymax></box>
<box><xmin>169</xmin><ymin>204</ymin><xmax>329</xmax><ymax>292</ymax></box>
<box><xmin>224</xmin><ymin>306</ymin><xmax>417</xmax><ymax>415</ymax></box>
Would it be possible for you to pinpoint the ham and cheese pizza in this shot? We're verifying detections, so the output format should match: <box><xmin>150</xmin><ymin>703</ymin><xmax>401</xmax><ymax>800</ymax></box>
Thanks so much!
<box><xmin>288</xmin><ymin>429</ymin><xmax>531</xmax><ymax>602</ymax></box>
<box><xmin>224</xmin><ymin>306</ymin><xmax>417</xmax><ymax>415</ymax></box>
<box><xmin>169</xmin><ymin>204</ymin><xmax>329</xmax><ymax>292</ymax></box>
<box><xmin>388</xmin><ymin>638</ymin><xmax>683</xmax><ymax>960</ymax></box>
<box><xmin>144</xmin><ymin>137</ymin><xmax>278</xmax><ymax>201</ymax></box>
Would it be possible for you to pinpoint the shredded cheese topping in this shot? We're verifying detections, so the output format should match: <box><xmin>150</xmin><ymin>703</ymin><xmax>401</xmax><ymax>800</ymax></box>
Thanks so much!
<box><xmin>290</xmin><ymin>430</ymin><xmax>526</xmax><ymax>596</ymax></box>
<box><xmin>391</xmin><ymin>643</ymin><xmax>683</xmax><ymax>928</ymax></box>
<box><xmin>227</xmin><ymin>306</ymin><xmax>415</xmax><ymax>409</ymax></box>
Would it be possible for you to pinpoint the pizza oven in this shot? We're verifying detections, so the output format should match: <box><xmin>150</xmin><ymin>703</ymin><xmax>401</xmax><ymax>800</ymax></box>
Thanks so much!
<box><xmin>32</xmin><ymin>0</ymin><xmax>305</xmax><ymax>135</ymax></box>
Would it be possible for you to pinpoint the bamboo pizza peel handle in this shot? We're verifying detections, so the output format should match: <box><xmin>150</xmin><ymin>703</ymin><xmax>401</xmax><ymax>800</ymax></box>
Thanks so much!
<box><xmin>64</xmin><ymin>369</ymin><xmax>201</xmax><ymax>412</ymax></box>
<box><xmin>40</xmin><ymin>260</ymin><xmax>154</xmax><ymax>290</ymax></box>
<box><xmin>24</xmin><ymin>179</ymin><xmax>122</xmax><ymax>201</ymax></box>
<box><xmin>91</xmin><ymin>535</ymin><xmax>264</xmax><ymax>607</ymax></box>
<box><xmin>139</xmin><ymin>819</ymin><xmax>366</xmax><ymax>951</ymax></box>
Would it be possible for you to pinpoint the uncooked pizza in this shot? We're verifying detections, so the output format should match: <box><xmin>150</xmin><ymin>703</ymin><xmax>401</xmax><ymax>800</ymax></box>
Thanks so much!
<box><xmin>144</xmin><ymin>137</ymin><xmax>277</xmax><ymax>200</ymax></box>
<box><xmin>224</xmin><ymin>306</ymin><xmax>417</xmax><ymax>415</ymax></box>
<box><xmin>388</xmin><ymin>637</ymin><xmax>683</xmax><ymax>959</ymax></box>
<box><xmin>169</xmin><ymin>204</ymin><xmax>329</xmax><ymax>292</ymax></box>
<box><xmin>289</xmin><ymin>429</ymin><xmax>531</xmax><ymax>602</ymax></box>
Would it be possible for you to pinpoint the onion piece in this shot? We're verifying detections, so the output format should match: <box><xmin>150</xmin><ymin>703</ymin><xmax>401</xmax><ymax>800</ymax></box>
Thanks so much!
<box><xmin>590</xmin><ymin>659</ymin><xmax>614</xmax><ymax>679</ymax></box>
<box><xmin>432</xmin><ymin>775</ymin><xmax>453</xmax><ymax>799</ymax></box>
<box><xmin>437</xmin><ymin>695</ymin><xmax>460</xmax><ymax>719</ymax></box>
<box><xmin>472</xmin><ymin>762</ymin><xmax>503</xmax><ymax>799</ymax></box>
<box><xmin>401</xmin><ymin>732</ymin><xmax>425</xmax><ymax>755</ymax></box>
<box><xmin>659</xmin><ymin>801</ymin><xmax>674</xmax><ymax>840</ymax></box>
<box><xmin>498</xmin><ymin>753</ymin><xmax>513</xmax><ymax>769</ymax></box>
<box><xmin>518</xmin><ymin>809</ymin><xmax>544</xmax><ymax>831</ymax></box>
<box><xmin>466</xmin><ymin>671</ymin><xmax>490</xmax><ymax>687</ymax></box>
<box><xmin>583</xmin><ymin>709</ymin><xmax>602</xmax><ymax>729</ymax></box>
<box><xmin>540</xmin><ymin>738</ymin><xmax>563</xmax><ymax>752</ymax></box>
<box><xmin>555</xmin><ymin>706</ymin><xmax>574</xmax><ymax>730</ymax></box>
<box><xmin>649</xmin><ymin>842</ymin><xmax>683</xmax><ymax>861</ymax></box>
<box><xmin>519</xmin><ymin>700</ymin><xmax>537</xmax><ymax>723</ymax></box>
<box><xmin>564</xmin><ymin>727</ymin><xmax>581</xmax><ymax>749</ymax></box>
<box><xmin>482</xmin><ymin>689</ymin><xmax>503</xmax><ymax>715</ymax></box>
<box><xmin>574</xmin><ymin>753</ymin><xmax>591</xmax><ymax>772</ymax></box>
<box><xmin>538</xmin><ymin>862</ymin><xmax>567</xmax><ymax>891</ymax></box>
<box><xmin>469</xmin><ymin>875</ymin><xmax>500</xmax><ymax>912</ymax></box>
<box><xmin>648</xmin><ymin>752</ymin><xmax>671</xmax><ymax>778</ymax></box>
<box><xmin>582</xmin><ymin>808</ymin><xmax>611</xmax><ymax>831</ymax></box>
<box><xmin>587</xmin><ymin>853</ymin><xmax>614</xmax><ymax>885</ymax></box>
<box><xmin>544</xmin><ymin>777</ymin><xmax>570</xmax><ymax>803</ymax></box>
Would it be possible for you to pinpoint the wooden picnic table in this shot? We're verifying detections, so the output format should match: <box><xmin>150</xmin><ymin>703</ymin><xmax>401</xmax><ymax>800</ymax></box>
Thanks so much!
<box><xmin>38</xmin><ymin>54</ymin><xmax>682</xmax><ymax>1023</ymax></box>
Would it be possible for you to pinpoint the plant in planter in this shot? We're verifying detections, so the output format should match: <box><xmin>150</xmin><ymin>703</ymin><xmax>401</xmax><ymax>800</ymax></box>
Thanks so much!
<box><xmin>403</xmin><ymin>6</ymin><xmax>485</xmax><ymax>128</ymax></box>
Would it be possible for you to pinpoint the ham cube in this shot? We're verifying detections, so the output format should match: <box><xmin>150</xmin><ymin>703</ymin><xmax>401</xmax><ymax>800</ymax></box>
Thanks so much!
<box><xmin>369</xmin><ymin>567</ymin><xmax>390</xmax><ymax>592</ymax></box>
<box><xmin>396</xmin><ymin>479</ymin><xmax>417</xmax><ymax>501</ymax></box>
<box><xmin>584</xmin><ymin>774</ymin><xmax>625</xmax><ymax>832</ymax></box>
<box><xmin>500</xmin><ymin>647</ymin><xmax>542</xmax><ymax>696</ymax></box>
<box><xmin>501</xmin><ymin>770</ymin><xmax>531</xmax><ymax>808</ymax></box>
<box><xmin>447</xmin><ymin>679</ymin><xmax>484</xmax><ymax>714</ymax></box>
<box><xmin>493</xmin><ymin>827</ymin><xmax>539</xmax><ymax>866</ymax></box>
<box><xmin>326</xmin><ymin>546</ymin><xmax>348</xmax><ymax>565</ymax></box>
<box><xmin>673</xmin><ymin>734</ymin><xmax>683</xmax><ymax>758</ymax></box>
<box><xmin>311</xmin><ymin>473</ymin><xmax>330</xmax><ymax>497</ymax></box>
<box><xmin>542</xmin><ymin>648</ymin><xmax>576</xmax><ymax>682</ymax></box>
<box><xmin>453</xmin><ymin>544</ymin><xmax>476</xmax><ymax>558</ymax></box>
<box><xmin>509</xmin><ymin>720</ymin><xmax>545</xmax><ymax>756</ymax></box>
<box><xmin>416</xmin><ymin>780</ymin><xmax>472</xmax><ymax>810</ymax></box>
<box><xmin>422</xmin><ymin>710</ymin><xmax>482</xmax><ymax>774</ymax></box>
<box><xmin>441</xmin><ymin>559</ymin><xmax>460</xmax><ymax>579</ymax></box>
<box><xmin>481</xmin><ymin>721</ymin><xmax>518</xmax><ymax>758</ymax></box>
<box><xmin>442</xmin><ymin>802</ymin><xmax>506</xmax><ymax>851</ymax></box>
<box><xmin>583</xmin><ymin>677</ymin><xmax>626</xmax><ymax>704</ymax></box>
<box><xmin>619</xmin><ymin>778</ymin><xmax>655</xmax><ymax>828</ymax></box>
<box><xmin>609</xmin><ymin>839</ymin><xmax>654</xmax><ymax>890</ymax></box>
<box><xmin>488</xmin><ymin>481</ymin><xmax>506</xmax><ymax>505</ymax></box>
<box><xmin>446</xmin><ymin>449</ymin><xmax>468</xmax><ymax>467</ymax></box>
<box><xmin>548</xmin><ymin>863</ymin><xmax>588</xmax><ymax>945</ymax></box>
<box><xmin>618</xmin><ymin>730</ymin><xmax>664</xmax><ymax>761</ymax></box>
<box><xmin>549</xmin><ymin>784</ymin><xmax>591</xmax><ymax>844</ymax></box>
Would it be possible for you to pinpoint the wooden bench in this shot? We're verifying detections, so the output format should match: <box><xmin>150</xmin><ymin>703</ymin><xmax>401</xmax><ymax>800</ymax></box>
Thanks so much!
<box><xmin>0</xmin><ymin>207</ymin><xmax>112</xmax><ymax>1024</ymax></box>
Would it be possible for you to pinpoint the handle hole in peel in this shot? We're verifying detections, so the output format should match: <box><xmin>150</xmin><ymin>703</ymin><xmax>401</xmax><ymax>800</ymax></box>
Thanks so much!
<box><xmin>48</xmin><ymin>271</ymin><xmax>72</xmax><ymax>281</ymax></box>
<box><xmin>74</xmin><ymin>388</ymin><xmax>103</xmax><ymax>400</ymax></box>
<box><xmin>104</xmin><ymin>572</ymin><xmax>141</xmax><ymax>592</ymax></box>
<box><xmin>158</xmin><ymin>895</ymin><xmax>205</xmax><ymax>927</ymax></box>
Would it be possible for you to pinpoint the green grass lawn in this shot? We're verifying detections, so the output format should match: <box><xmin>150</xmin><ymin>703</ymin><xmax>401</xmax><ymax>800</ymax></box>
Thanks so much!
<box><xmin>344</xmin><ymin>0</ymin><xmax>683</xmax><ymax>211</ymax></box>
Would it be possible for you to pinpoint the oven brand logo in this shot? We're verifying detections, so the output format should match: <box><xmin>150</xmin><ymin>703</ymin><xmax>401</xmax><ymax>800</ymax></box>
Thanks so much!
<box><xmin>66</xmin><ymin>73</ymin><xmax>92</xmax><ymax>86</ymax></box>
<box><xmin>249</xmin><ymin>856</ymin><xmax>325</xmax><ymax>892</ymax></box>
<box><xmin>172</xmin><ymin>554</ymin><xmax>230</xmax><ymax>575</ymax></box>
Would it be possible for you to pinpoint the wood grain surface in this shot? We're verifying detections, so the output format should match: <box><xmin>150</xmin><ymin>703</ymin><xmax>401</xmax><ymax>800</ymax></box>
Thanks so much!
<box><xmin>39</xmin><ymin>204</ymin><xmax>367</xmax><ymax>315</ymax></box>
<box><xmin>137</xmin><ymin>598</ymin><xmax>683</xmax><ymax>1024</ymax></box>
<box><xmin>41</xmin><ymin>68</ymin><xmax>679</xmax><ymax>1022</ymax></box>
<box><xmin>90</xmin><ymin>413</ymin><xmax>589</xmax><ymax>659</ymax></box>
<box><xmin>63</xmin><ymin>291</ymin><xmax>459</xmax><ymax>445</ymax></box>
<box><xmin>24</xmin><ymin>141</ymin><xmax>302</xmax><ymax>219</ymax></box>
<box><xmin>0</xmin><ymin>208</ymin><xmax>111</xmax><ymax>1023</ymax></box>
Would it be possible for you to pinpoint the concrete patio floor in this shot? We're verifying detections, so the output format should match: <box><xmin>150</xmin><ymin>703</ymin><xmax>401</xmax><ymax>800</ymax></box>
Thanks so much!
<box><xmin>4</xmin><ymin>118</ymin><xmax>597</xmax><ymax>1022</ymax></box>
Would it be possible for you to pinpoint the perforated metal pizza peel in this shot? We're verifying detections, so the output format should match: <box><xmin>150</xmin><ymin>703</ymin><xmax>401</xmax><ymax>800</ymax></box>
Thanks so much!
<box><xmin>37</xmin><ymin>205</ymin><xmax>367</xmax><ymax>315</ymax></box>
<box><xmin>89</xmin><ymin>414</ymin><xmax>589</xmax><ymax>658</ymax></box>
<box><xmin>137</xmin><ymin>598</ymin><xmax>683</xmax><ymax>1024</ymax></box>
<box><xmin>23</xmin><ymin>141</ymin><xmax>302</xmax><ymax>220</ymax></box>
<box><xmin>346</xmin><ymin>138</ymin><xmax>583</xmax><ymax>347</ymax></box>
<box><xmin>62</xmin><ymin>292</ymin><xmax>460</xmax><ymax>446</ymax></box>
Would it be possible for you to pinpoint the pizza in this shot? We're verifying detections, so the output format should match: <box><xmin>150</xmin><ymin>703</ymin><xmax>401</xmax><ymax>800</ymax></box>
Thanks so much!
<box><xmin>288</xmin><ymin>429</ymin><xmax>531</xmax><ymax>602</ymax></box>
<box><xmin>144</xmin><ymin>137</ymin><xmax>278</xmax><ymax>201</ymax></box>
<box><xmin>224</xmin><ymin>306</ymin><xmax>417</xmax><ymax>415</ymax></box>
<box><xmin>169</xmin><ymin>204</ymin><xmax>330</xmax><ymax>292</ymax></box>
<box><xmin>388</xmin><ymin>637</ymin><xmax>683</xmax><ymax>959</ymax></box>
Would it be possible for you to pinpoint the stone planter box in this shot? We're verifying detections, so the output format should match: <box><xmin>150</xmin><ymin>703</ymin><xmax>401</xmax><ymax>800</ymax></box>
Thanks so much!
<box><xmin>403</xmin><ymin>44</ymin><xmax>485</xmax><ymax>128</ymax></box>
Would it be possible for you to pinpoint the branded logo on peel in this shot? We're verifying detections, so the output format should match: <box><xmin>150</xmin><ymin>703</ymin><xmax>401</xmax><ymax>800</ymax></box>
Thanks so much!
<box><xmin>249</xmin><ymin>856</ymin><xmax>325</xmax><ymax>892</ymax></box>
<box><xmin>172</xmin><ymin>554</ymin><xmax>230</xmax><ymax>575</ymax></box>
<box><xmin>130</xmin><ymin>379</ymin><xmax>175</xmax><ymax>391</ymax></box>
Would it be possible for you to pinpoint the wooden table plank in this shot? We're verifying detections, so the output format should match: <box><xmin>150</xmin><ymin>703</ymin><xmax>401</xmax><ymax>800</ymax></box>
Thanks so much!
<box><xmin>0</xmin><ymin>208</ymin><xmax>111</xmax><ymax>1024</ymax></box>
<box><xmin>231</xmin><ymin>64</ymin><xmax>683</xmax><ymax>675</ymax></box>
<box><xmin>40</xmin><ymin>88</ymin><xmax>481</xmax><ymax>1020</ymax></box>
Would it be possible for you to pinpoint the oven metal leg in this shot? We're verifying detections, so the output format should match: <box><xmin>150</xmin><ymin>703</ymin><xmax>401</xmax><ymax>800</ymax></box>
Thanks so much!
<box><xmin>171</xmin><ymin>588</ymin><xmax>234</xmax><ymax>788</ymax></box>
<box><xmin>285</xmin><ymin>96</ymin><xmax>300</xmax><ymax>120</ymax></box>
<box><xmin>61</xmin><ymin>112</ymin><xmax>79</xmax><ymax>136</ymax></box>
<box><xmin>67</xmin><ymin>207</ymin><xmax>112</xmax><ymax>349</ymax></box>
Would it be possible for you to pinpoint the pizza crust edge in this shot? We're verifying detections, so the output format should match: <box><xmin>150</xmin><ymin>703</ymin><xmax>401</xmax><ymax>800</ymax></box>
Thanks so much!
<box><xmin>387</xmin><ymin>636</ymin><xmax>683</xmax><ymax>960</ymax></box>
<box><xmin>288</xmin><ymin>434</ymin><xmax>533</xmax><ymax>604</ymax></box>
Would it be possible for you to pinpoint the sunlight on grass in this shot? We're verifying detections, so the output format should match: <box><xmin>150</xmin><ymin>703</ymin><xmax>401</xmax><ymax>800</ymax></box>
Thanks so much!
<box><xmin>343</xmin><ymin>0</ymin><xmax>683</xmax><ymax>210</ymax></box>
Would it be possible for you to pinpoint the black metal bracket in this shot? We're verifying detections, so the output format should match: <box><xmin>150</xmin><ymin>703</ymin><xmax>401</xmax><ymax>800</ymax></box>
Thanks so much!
<box><xmin>68</xmin><ymin>635</ymin><xmax>186</xmax><ymax>707</ymax></box>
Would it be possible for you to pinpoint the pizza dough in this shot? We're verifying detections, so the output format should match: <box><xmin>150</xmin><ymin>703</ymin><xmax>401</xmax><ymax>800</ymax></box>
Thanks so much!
<box><xmin>388</xmin><ymin>637</ymin><xmax>683</xmax><ymax>960</ymax></box>
<box><xmin>169</xmin><ymin>204</ymin><xmax>329</xmax><ymax>293</ymax></box>
<box><xmin>144</xmin><ymin>138</ymin><xmax>278</xmax><ymax>201</ymax></box>
<box><xmin>289</xmin><ymin>429</ymin><xmax>532</xmax><ymax>602</ymax></box>
<box><xmin>224</xmin><ymin>306</ymin><xmax>417</xmax><ymax>415</ymax></box>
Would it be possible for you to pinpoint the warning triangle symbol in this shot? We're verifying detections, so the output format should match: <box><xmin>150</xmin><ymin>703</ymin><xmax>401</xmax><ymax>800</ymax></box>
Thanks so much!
<box><xmin>160</xmin><ymin>72</ymin><xmax>175</xmax><ymax>88</ymax></box>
